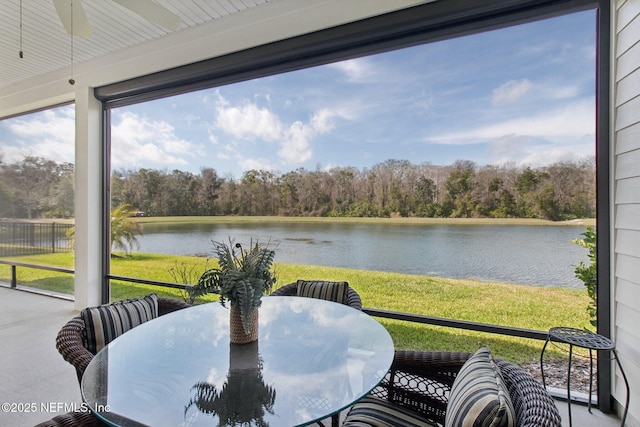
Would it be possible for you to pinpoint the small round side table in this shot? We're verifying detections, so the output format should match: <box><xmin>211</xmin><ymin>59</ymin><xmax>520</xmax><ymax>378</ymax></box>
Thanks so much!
<box><xmin>539</xmin><ymin>327</ymin><xmax>629</xmax><ymax>427</ymax></box>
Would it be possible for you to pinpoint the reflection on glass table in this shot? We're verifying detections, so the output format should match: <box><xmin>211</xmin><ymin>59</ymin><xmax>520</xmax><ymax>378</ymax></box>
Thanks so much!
<box><xmin>81</xmin><ymin>296</ymin><xmax>394</xmax><ymax>427</ymax></box>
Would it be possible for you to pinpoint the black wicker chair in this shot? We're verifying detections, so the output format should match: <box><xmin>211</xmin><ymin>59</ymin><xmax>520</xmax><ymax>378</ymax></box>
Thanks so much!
<box><xmin>56</xmin><ymin>296</ymin><xmax>191</xmax><ymax>386</ymax></box>
<box><xmin>343</xmin><ymin>350</ymin><xmax>562</xmax><ymax>427</ymax></box>
<box><xmin>270</xmin><ymin>280</ymin><xmax>362</xmax><ymax>310</ymax></box>
<box><xmin>34</xmin><ymin>410</ymin><xmax>105</xmax><ymax>427</ymax></box>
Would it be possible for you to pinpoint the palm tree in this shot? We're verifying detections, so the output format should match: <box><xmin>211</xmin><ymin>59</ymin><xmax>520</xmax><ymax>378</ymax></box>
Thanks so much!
<box><xmin>66</xmin><ymin>203</ymin><xmax>142</xmax><ymax>255</ymax></box>
<box><xmin>110</xmin><ymin>204</ymin><xmax>143</xmax><ymax>255</ymax></box>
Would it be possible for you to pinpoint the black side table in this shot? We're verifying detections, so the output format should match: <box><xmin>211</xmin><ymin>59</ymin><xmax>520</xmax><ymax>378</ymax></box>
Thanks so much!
<box><xmin>540</xmin><ymin>327</ymin><xmax>629</xmax><ymax>427</ymax></box>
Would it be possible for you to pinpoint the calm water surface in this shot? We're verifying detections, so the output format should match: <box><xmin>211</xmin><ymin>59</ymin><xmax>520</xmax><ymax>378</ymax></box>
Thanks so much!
<box><xmin>136</xmin><ymin>222</ymin><xmax>588</xmax><ymax>289</ymax></box>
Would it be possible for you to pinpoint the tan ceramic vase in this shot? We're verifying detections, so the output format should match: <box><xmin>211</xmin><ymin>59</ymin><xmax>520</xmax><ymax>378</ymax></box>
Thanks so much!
<box><xmin>229</xmin><ymin>304</ymin><xmax>259</xmax><ymax>344</ymax></box>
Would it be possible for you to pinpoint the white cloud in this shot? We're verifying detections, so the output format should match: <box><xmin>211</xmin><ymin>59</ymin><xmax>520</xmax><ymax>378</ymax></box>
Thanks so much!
<box><xmin>111</xmin><ymin>111</ymin><xmax>197</xmax><ymax>168</ymax></box>
<box><xmin>328</xmin><ymin>58</ymin><xmax>375</xmax><ymax>83</ymax></box>
<box><xmin>542</xmin><ymin>84</ymin><xmax>582</xmax><ymax>100</ymax></box>
<box><xmin>519</xmin><ymin>146</ymin><xmax>592</xmax><ymax>166</ymax></box>
<box><xmin>311</xmin><ymin>108</ymin><xmax>336</xmax><ymax>134</ymax></box>
<box><xmin>0</xmin><ymin>145</ymin><xmax>26</xmax><ymax>164</ymax></box>
<box><xmin>215</xmin><ymin>98</ymin><xmax>282</xmax><ymax>141</ymax></box>
<box><xmin>492</xmin><ymin>79</ymin><xmax>533</xmax><ymax>105</ymax></box>
<box><xmin>239</xmin><ymin>157</ymin><xmax>275</xmax><ymax>172</ymax></box>
<box><xmin>423</xmin><ymin>99</ymin><xmax>594</xmax><ymax>166</ymax></box>
<box><xmin>2</xmin><ymin>107</ymin><xmax>200</xmax><ymax>170</ymax></box>
<box><xmin>214</xmin><ymin>142</ymin><xmax>275</xmax><ymax>175</ymax></box>
<box><xmin>278</xmin><ymin>109</ymin><xmax>339</xmax><ymax>164</ymax></box>
<box><xmin>184</xmin><ymin>114</ymin><xmax>200</xmax><ymax>125</ymax></box>
<box><xmin>211</xmin><ymin>94</ymin><xmax>339</xmax><ymax>167</ymax></box>
<box><xmin>425</xmin><ymin>99</ymin><xmax>594</xmax><ymax>146</ymax></box>
<box><xmin>1</xmin><ymin>106</ymin><xmax>75</xmax><ymax>164</ymax></box>
<box><xmin>279</xmin><ymin>121</ymin><xmax>314</xmax><ymax>163</ymax></box>
<box><xmin>487</xmin><ymin>134</ymin><xmax>593</xmax><ymax>167</ymax></box>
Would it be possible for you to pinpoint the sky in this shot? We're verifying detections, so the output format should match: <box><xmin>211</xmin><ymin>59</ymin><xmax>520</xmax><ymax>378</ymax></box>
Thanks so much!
<box><xmin>0</xmin><ymin>10</ymin><xmax>597</xmax><ymax>179</ymax></box>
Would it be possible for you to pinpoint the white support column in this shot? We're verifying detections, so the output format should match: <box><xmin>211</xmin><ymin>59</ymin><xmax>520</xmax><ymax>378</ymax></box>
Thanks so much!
<box><xmin>74</xmin><ymin>86</ymin><xmax>103</xmax><ymax>310</ymax></box>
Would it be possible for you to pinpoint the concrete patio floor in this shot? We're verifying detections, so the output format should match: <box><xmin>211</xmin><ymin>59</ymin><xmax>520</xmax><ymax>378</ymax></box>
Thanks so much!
<box><xmin>0</xmin><ymin>286</ymin><xmax>622</xmax><ymax>426</ymax></box>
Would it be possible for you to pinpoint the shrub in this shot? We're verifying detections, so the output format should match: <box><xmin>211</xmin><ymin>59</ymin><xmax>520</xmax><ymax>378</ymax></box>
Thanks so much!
<box><xmin>572</xmin><ymin>226</ymin><xmax>597</xmax><ymax>329</ymax></box>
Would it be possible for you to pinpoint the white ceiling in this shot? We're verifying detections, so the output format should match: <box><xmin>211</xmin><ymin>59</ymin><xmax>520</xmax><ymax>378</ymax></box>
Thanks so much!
<box><xmin>0</xmin><ymin>0</ymin><xmax>274</xmax><ymax>91</ymax></box>
<box><xmin>0</xmin><ymin>0</ymin><xmax>430</xmax><ymax>118</ymax></box>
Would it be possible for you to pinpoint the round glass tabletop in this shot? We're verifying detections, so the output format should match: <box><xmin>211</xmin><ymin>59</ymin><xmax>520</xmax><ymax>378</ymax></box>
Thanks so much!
<box><xmin>81</xmin><ymin>296</ymin><xmax>394</xmax><ymax>427</ymax></box>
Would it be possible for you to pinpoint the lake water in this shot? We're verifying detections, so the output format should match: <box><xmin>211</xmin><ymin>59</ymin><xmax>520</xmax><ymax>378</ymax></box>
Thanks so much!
<box><xmin>135</xmin><ymin>222</ymin><xmax>589</xmax><ymax>289</ymax></box>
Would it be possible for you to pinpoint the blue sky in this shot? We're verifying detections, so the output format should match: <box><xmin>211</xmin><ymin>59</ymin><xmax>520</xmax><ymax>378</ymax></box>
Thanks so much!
<box><xmin>1</xmin><ymin>10</ymin><xmax>596</xmax><ymax>178</ymax></box>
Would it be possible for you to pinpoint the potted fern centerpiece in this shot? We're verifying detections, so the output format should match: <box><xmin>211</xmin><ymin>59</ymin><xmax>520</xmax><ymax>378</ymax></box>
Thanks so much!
<box><xmin>189</xmin><ymin>239</ymin><xmax>276</xmax><ymax>344</ymax></box>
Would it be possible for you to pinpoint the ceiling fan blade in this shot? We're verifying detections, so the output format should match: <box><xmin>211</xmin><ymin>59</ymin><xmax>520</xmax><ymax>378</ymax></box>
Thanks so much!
<box><xmin>52</xmin><ymin>0</ymin><xmax>93</xmax><ymax>37</ymax></box>
<box><xmin>112</xmin><ymin>0</ymin><xmax>181</xmax><ymax>31</ymax></box>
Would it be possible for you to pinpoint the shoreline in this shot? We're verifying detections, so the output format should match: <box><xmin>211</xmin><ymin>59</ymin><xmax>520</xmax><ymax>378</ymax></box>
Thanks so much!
<box><xmin>132</xmin><ymin>215</ymin><xmax>596</xmax><ymax>227</ymax></box>
<box><xmin>3</xmin><ymin>216</ymin><xmax>595</xmax><ymax>227</ymax></box>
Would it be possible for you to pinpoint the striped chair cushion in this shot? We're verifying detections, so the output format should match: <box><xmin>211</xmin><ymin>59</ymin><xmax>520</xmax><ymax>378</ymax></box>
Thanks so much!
<box><xmin>343</xmin><ymin>396</ymin><xmax>437</xmax><ymax>427</ymax></box>
<box><xmin>296</xmin><ymin>280</ymin><xmax>349</xmax><ymax>304</ymax></box>
<box><xmin>445</xmin><ymin>346</ymin><xmax>515</xmax><ymax>427</ymax></box>
<box><xmin>81</xmin><ymin>294</ymin><xmax>158</xmax><ymax>354</ymax></box>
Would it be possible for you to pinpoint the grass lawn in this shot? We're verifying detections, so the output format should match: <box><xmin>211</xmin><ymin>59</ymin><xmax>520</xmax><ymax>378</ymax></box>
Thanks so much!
<box><xmin>0</xmin><ymin>251</ymin><xmax>591</xmax><ymax>364</ymax></box>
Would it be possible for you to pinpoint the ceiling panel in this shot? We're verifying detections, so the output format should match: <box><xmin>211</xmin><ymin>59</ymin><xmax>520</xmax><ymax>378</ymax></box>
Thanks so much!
<box><xmin>0</xmin><ymin>0</ymin><xmax>275</xmax><ymax>90</ymax></box>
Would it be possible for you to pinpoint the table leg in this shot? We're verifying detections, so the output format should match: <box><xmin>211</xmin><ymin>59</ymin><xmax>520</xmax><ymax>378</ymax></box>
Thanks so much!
<box><xmin>588</xmin><ymin>348</ymin><xmax>593</xmax><ymax>414</ymax></box>
<box><xmin>567</xmin><ymin>344</ymin><xmax>573</xmax><ymax>427</ymax></box>
<box><xmin>540</xmin><ymin>335</ymin><xmax>550</xmax><ymax>389</ymax></box>
<box><xmin>613</xmin><ymin>350</ymin><xmax>630</xmax><ymax>427</ymax></box>
<box><xmin>331</xmin><ymin>413</ymin><xmax>340</xmax><ymax>427</ymax></box>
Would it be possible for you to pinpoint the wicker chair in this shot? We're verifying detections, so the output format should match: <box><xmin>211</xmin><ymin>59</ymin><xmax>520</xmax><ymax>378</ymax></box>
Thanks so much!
<box><xmin>270</xmin><ymin>280</ymin><xmax>362</xmax><ymax>310</ymax></box>
<box><xmin>34</xmin><ymin>410</ymin><xmax>105</xmax><ymax>427</ymax></box>
<box><xmin>343</xmin><ymin>350</ymin><xmax>562</xmax><ymax>427</ymax></box>
<box><xmin>56</xmin><ymin>296</ymin><xmax>191</xmax><ymax>386</ymax></box>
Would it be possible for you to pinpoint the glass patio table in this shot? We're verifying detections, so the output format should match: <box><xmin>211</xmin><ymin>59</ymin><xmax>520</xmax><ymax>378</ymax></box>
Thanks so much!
<box><xmin>81</xmin><ymin>296</ymin><xmax>394</xmax><ymax>427</ymax></box>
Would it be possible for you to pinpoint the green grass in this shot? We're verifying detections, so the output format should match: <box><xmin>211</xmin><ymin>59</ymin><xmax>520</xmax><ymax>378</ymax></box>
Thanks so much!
<box><xmin>0</xmin><ymin>251</ymin><xmax>590</xmax><ymax>364</ymax></box>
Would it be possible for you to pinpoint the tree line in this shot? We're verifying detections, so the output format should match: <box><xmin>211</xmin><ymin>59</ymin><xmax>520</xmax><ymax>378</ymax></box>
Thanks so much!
<box><xmin>0</xmin><ymin>156</ymin><xmax>75</xmax><ymax>219</ymax></box>
<box><xmin>0</xmin><ymin>156</ymin><xmax>595</xmax><ymax>220</ymax></box>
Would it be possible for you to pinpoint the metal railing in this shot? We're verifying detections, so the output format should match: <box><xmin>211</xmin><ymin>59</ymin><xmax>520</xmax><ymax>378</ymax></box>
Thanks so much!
<box><xmin>107</xmin><ymin>274</ymin><xmax>190</xmax><ymax>290</ymax></box>
<box><xmin>1</xmin><ymin>260</ymin><xmax>548</xmax><ymax>342</ymax></box>
<box><xmin>0</xmin><ymin>259</ymin><xmax>74</xmax><ymax>289</ymax></box>
<box><xmin>1</xmin><ymin>259</ymin><xmax>584</xmax><ymax>408</ymax></box>
<box><xmin>0</xmin><ymin>221</ymin><xmax>73</xmax><ymax>256</ymax></box>
<box><xmin>363</xmin><ymin>307</ymin><xmax>547</xmax><ymax>341</ymax></box>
